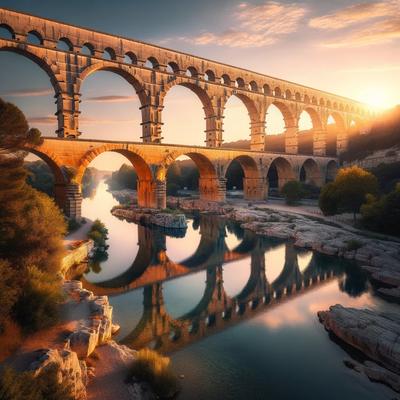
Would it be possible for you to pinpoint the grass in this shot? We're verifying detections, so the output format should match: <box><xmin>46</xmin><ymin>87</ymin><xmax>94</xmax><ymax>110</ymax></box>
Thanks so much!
<box><xmin>128</xmin><ymin>348</ymin><xmax>180</xmax><ymax>399</ymax></box>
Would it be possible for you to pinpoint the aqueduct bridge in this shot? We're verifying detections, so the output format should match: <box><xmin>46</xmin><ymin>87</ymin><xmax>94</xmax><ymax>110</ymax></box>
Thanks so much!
<box><xmin>0</xmin><ymin>8</ymin><xmax>372</xmax><ymax>218</ymax></box>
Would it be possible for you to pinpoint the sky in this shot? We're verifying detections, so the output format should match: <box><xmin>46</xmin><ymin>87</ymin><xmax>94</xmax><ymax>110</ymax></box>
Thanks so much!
<box><xmin>1</xmin><ymin>0</ymin><xmax>400</xmax><ymax>168</ymax></box>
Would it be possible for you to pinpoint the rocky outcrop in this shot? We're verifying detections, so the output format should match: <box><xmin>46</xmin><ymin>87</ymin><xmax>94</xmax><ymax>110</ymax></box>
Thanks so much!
<box><xmin>64</xmin><ymin>281</ymin><xmax>119</xmax><ymax>358</ymax></box>
<box><xmin>318</xmin><ymin>305</ymin><xmax>400</xmax><ymax>392</ymax></box>
<box><xmin>112</xmin><ymin>207</ymin><xmax>187</xmax><ymax>229</ymax></box>
<box><xmin>29</xmin><ymin>348</ymin><xmax>88</xmax><ymax>399</ymax></box>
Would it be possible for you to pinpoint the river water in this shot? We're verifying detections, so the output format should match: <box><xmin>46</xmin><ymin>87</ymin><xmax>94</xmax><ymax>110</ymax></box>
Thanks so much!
<box><xmin>80</xmin><ymin>180</ymin><xmax>396</xmax><ymax>400</ymax></box>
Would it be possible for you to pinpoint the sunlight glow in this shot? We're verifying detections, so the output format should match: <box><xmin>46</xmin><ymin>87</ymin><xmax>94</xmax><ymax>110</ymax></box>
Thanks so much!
<box><xmin>358</xmin><ymin>86</ymin><xmax>393</xmax><ymax>110</ymax></box>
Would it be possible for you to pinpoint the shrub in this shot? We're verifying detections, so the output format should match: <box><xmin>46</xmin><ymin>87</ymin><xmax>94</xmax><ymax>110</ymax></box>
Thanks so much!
<box><xmin>128</xmin><ymin>348</ymin><xmax>180</xmax><ymax>399</ymax></box>
<box><xmin>88</xmin><ymin>219</ymin><xmax>109</xmax><ymax>249</ymax></box>
<box><xmin>281</xmin><ymin>180</ymin><xmax>304</xmax><ymax>205</ymax></box>
<box><xmin>361</xmin><ymin>183</ymin><xmax>400</xmax><ymax>236</ymax></box>
<box><xmin>14</xmin><ymin>266</ymin><xmax>63</xmax><ymax>333</ymax></box>
<box><xmin>319</xmin><ymin>182</ymin><xmax>339</xmax><ymax>216</ymax></box>
<box><xmin>0</xmin><ymin>365</ymin><xmax>74</xmax><ymax>400</ymax></box>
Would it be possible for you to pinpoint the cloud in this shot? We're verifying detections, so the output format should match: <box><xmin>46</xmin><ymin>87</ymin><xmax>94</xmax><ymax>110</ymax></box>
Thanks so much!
<box><xmin>309</xmin><ymin>1</ymin><xmax>399</xmax><ymax>30</ymax></box>
<box><xmin>1</xmin><ymin>88</ymin><xmax>53</xmax><ymax>97</ymax></box>
<box><xmin>179</xmin><ymin>1</ymin><xmax>307</xmax><ymax>48</ymax></box>
<box><xmin>80</xmin><ymin>116</ymin><xmax>138</xmax><ymax>125</ymax></box>
<box><xmin>27</xmin><ymin>116</ymin><xmax>57</xmax><ymax>125</ymax></box>
<box><xmin>84</xmin><ymin>95</ymin><xmax>138</xmax><ymax>103</ymax></box>
<box><xmin>339</xmin><ymin>64</ymin><xmax>400</xmax><ymax>73</ymax></box>
<box><xmin>323</xmin><ymin>17</ymin><xmax>400</xmax><ymax>48</ymax></box>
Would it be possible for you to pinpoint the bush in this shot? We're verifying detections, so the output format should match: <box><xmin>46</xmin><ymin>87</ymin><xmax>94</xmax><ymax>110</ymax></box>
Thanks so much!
<box><xmin>88</xmin><ymin>219</ymin><xmax>109</xmax><ymax>249</ymax></box>
<box><xmin>0</xmin><ymin>259</ymin><xmax>20</xmax><ymax>332</ymax></box>
<box><xmin>318</xmin><ymin>166</ymin><xmax>378</xmax><ymax>220</ymax></box>
<box><xmin>128</xmin><ymin>348</ymin><xmax>180</xmax><ymax>399</ymax></box>
<box><xmin>361</xmin><ymin>184</ymin><xmax>400</xmax><ymax>236</ymax></box>
<box><xmin>281</xmin><ymin>181</ymin><xmax>304</xmax><ymax>205</ymax></box>
<box><xmin>14</xmin><ymin>266</ymin><xmax>63</xmax><ymax>333</ymax></box>
<box><xmin>0</xmin><ymin>365</ymin><xmax>74</xmax><ymax>400</ymax></box>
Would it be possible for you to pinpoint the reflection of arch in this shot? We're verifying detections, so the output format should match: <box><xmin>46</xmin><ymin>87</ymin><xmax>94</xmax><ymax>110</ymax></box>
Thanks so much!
<box><xmin>267</xmin><ymin>157</ymin><xmax>295</xmax><ymax>190</ymax></box>
<box><xmin>299</xmin><ymin>158</ymin><xmax>321</xmax><ymax>185</ymax></box>
<box><xmin>79</xmin><ymin>64</ymin><xmax>146</xmax><ymax>105</ymax></box>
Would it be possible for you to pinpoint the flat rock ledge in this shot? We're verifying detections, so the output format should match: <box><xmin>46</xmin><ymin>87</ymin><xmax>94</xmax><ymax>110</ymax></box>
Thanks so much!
<box><xmin>318</xmin><ymin>304</ymin><xmax>400</xmax><ymax>392</ymax></box>
<box><xmin>112</xmin><ymin>207</ymin><xmax>187</xmax><ymax>229</ymax></box>
<box><xmin>27</xmin><ymin>280</ymin><xmax>125</xmax><ymax>400</ymax></box>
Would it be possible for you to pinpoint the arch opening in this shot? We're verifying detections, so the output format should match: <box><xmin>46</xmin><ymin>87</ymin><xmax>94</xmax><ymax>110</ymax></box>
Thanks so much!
<box><xmin>326</xmin><ymin>160</ymin><xmax>338</xmax><ymax>183</ymax></box>
<box><xmin>298</xmin><ymin>108</ymin><xmax>322</xmax><ymax>155</ymax></box>
<box><xmin>265</xmin><ymin>102</ymin><xmax>294</xmax><ymax>152</ymax></box>
<box><xmin>0</xmin><ymin>24</ymin><xmax>14</xmax><ymax>39</ymax></box>
<box><xmin>167</xmin><ymin>61</ymin><xmax>179</xmax><ymax>74</ymax></box>
<box><xmin>145</xmin><ymin>57</ymin><xmax>159</xmax><ymax>69</ymax></box>
<box><xmin>162</xmin><ymin>83</ymin><xmax>210</xmax><ymax>146</ymax></box>
<box><xmin>81</xmin><ymin>43</ymin><xmax>95</xmax><ymax>56</ymax></box>
<box><xmin>27</xmin><ymin>30</ymin><xmax>43</xmax><ymax>45</ymax></box>
<box><xmin>326</xmin><ymin>112</ymin><xmax>345</xmax><ymax>156</ymax></box>
<box><xmin>185</xmin><ymin>66</ymin><xmax>198</xmax><ymax>78</ymax></box>
<box><xmin>57</xmin><ymin>37</ymin><xmax>73</xmax><ymax>51</ymax></box>
<box><xmin>0</xmin><ymin>49</ymin><xmax>58</xmax><ymax>135</ymax></box>
<box><xmin>299</xmin><ymin>158</ymin><xmax>321</xmax><ymax>186</ymax></box>
<box><xmin>79</xmin><ymin>69</ymin><xmax>143</xmax><ymax>141</ymax></box>
<box><xmin>221</xmin><ymin>74</ymin><xmax>231</xmax><ymax>85</ymax></box>
<box><xmin>267</xmin><ymin>157</ymin><xmax>295</xmax><ymax>194</ymax></box>
<box><xmin>103</xmin><ymin>47</ymin><xmax>116</xmax><ymax>61</ymax></box>
<box><xmin>204</xmin><ymin>69</ymin><xmax>215</xmax><ymax>82</ymax></box>
<box><xmin>124</xmin><ymin>52</ymin><xmax>137</xmax><ymax>64</ymax></box>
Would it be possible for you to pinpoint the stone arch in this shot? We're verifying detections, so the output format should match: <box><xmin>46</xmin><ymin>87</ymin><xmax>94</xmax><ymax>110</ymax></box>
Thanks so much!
<box><xmin>124</xmin><ymin>51</ymin><xmax>137</xmax><ymax>64</ymax></box>
<box><xmin>273</xmin><ymin>87</ymin><xmax>282</xmax><ymax>97</ymax></box>
<box><xmin>81</xmin><ymin>42</ymin><xmax>95</xmax><ymax>56</ymax></box>
<box><xmin>0</xmin><ymin>45</ymin><xmax>62</xmax><ymax>95</ymax></box>
<box><xmin>267</xmin><ymin>157</ymin><xmax>295</xmax><ymax>190</ymax></box>
<box><xmin>76</xmin><ymin>145</ymin><xmax>152</xmax><ymax>184</ymax></box>
<box><xmin>300</xmin><ymin>107</ymin><xmax>322</xmax><ymax>130</ymax></box>
<box><xmin>23</xmin><ymin>146</ymin><xmax>68</xmax><ymax>211</ymax></box>
<box><xmin>204</xmin><ymin>69</ymin><xmax>215</xmax><ymax>82</ymax></box>
<box><xmin>78</xmin><ymin>63</ymin><xmax>147</xmax><ymax>105</ymax></box>
<box><xmin>0</xmin><ymin>23</ymin><xmax>15</xmax><ymax>39</ymax></box>
<box><xmin>326</xmin><ymin>160</ymin><xmax>338</xmax><ymax>182</ymax></box>
<box><xmin>167</xmin><ymin>61</ymin><xmax>180</xmax><ymax>74</ymax></box>
<box><xmin>159</xmin><ymin>150</ymin><xmax>220</xmax><ymax>202</ymax></box>
<box><xmin>235</xmin><ymin>77</ymin><xmax>245</xmax><ymax>89</ymax></box>
<box><xmin>225</xmin><ymin>155</ymin><xmax>264</xmax><ymax>200</ymax></box>
<box><xmin>186</xmin><ymin>66</ymin><xmax>199</xmax><ymax>78</ymax></box>
<box><xmin>162</xmin><ymin>80</ymin><xmax>215</xmax><ymax>125</ymax></box>
<box><xmin>249</xmin><ymin>81</ymin><xmax>258</xmax><ymax>92</ymax></box>
<box><xmin>299</xmin><ymin>158</ymin><xmax>322</xmax><ymax>186</ymax></box>
<box><xmin>295</xmin><ymin>92</ymin><xmax>301</xmax><ymax>101</ymax></box>
<box><xmin>269</xmin><ymin>101</ymin><xmax>296</xmax><ymax>128</ymax></box>
<box><xmin>57</xmin><ymin>37</ymin><xmax>73</xmax><ymax>51</ymax></box>
<box><xmin>221</xmin><ymin>74</ymin><xmax>231</xmax><ymax>85</ymax></box>
<box><xmin>328</xmin><ymin>111</ymin><xmax>345</xmax><ymax>130</ymax></box>
<box><xmin>304</xmin><ymin>94</ymin><xmax>310</xmax><ymax>104</ymax></box>
<box><xmin>27</xmin><ymin>30</ymin><xmax>43</xmax><ymax>45</ymax></box>
<box><xmin>145</xmin><ymin>56</ymin><xmax>159</xmax><ymax>69</ymax></box>
<box><xmin>263</xmin><ymin>84</ymin><xmax>271</xmax><ymax>95</ymax></box>
<box><xmin>285</xmin><ymin>89</ymin><xmax>292</xmax><ymax>100</ymax></box>
<box><xmin>103</xmin><ymin>47</ymin><xmax>116</xmax><ymax>60</ymax></box>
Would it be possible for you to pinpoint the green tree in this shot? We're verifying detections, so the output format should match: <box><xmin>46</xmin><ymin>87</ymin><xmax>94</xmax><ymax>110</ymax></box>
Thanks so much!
<box><xmin>318</xmin><ymin>166</ymin><xmax>378</xmax><ymax>221</ymax></box>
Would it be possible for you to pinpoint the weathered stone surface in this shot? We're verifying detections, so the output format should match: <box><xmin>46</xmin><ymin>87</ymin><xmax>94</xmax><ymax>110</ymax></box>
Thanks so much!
<box><xmin>112</xmin><ymin>207</ymin><xmax>187</xmax><ymax>229</ymax></box>
<box><xmin>29</xmin><ymin>348</ymin><xmax>87</xmax><ymax>399</ymax></box>
<box><xmin>318</xmin><ymin>304</ymin><xmax>400</xmax><ymax>391</ymax></box>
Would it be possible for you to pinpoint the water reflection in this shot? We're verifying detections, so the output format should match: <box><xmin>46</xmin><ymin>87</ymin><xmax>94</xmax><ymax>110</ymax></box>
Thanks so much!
<box><xmin>78</xmin><ymin>200</ymin><xmax>366</xmax><ymax>355</ymax></box>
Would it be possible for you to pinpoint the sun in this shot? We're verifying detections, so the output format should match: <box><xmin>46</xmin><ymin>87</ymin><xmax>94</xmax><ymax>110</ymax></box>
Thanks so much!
<box><xmin>358</xmin><ymin>86</ymin><xmax>393</xmax><ymax>110</ymax></box>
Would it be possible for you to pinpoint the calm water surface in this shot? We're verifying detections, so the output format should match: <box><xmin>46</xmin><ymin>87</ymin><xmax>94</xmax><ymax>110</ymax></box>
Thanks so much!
<box><xmin>80</xmin><ymin>180</ymin><xmax>397</xmax><ymax>400</ymax></box>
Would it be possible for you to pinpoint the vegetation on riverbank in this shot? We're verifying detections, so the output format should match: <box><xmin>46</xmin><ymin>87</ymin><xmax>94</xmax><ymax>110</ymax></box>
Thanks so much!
<box><xmin>0</xmin><ymin>99</ymin><xmax>66</xmax><ymax>355</ymax></box>
<box><xmin>128</xmin><ymin>349</ymin><xmax>180</xmax><ymax>399</ymax></box>
<box><xmin>87</xmin><ymin>219</ymin><xmax>109</xmax><ymax>273</ymax></box>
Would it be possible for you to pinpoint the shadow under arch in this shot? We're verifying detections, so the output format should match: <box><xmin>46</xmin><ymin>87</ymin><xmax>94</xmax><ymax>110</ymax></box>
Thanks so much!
<box><xmin>267</xmin><ymin>156</ymin><xmax>295</xmax><ymax>191</ymax></box>
<box><xmin>326</xmin><ymin>159</ymin><xmax>338</xmax><ymax>182</ymax></box>
<box><xmin>299</xmin><ymin>158</ymin><xmax>322</xmax><ymax>186</ymax></box>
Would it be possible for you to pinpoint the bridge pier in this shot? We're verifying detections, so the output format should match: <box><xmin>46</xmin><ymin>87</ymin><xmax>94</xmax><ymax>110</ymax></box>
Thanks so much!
<box><xmin>199</xmin><ymin>177</ymin><xmax>226</xmax><ymax>202</ymax></box>
<box><xmin>284</xmin><ymin>126</ymin><xmax>298</xmax><ymax>154</ymax></box>
<box><xmin>243</xmin><ymin>177</ymin><xmax>267</xmax><ymax>201</ymax></box>
<box><xmin>337</xmin><ymin>131</ymin><xmax>349</xmax><ymax>154</ymax></box>
<box><xmin>64</xmin><ymin>183</ymin><xmax>82</xmax><ymax>220</ymax></box>
<box><xmin>313</xmin><ymin>130</ymin><xmax>327</xmax><ymax>156</ymax></box>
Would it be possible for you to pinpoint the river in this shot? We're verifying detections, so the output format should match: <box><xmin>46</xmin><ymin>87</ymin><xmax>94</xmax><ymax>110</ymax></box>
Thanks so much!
<box><xmin>80</xmin><ymin>180</ymin><xmax>396</xmax><ymax>400</ymax></box>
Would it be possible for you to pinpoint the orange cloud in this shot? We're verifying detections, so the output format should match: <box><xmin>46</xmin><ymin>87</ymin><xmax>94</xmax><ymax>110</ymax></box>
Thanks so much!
<box><xmin>27</xmin><ymin>116</ymin><xmax>57</xmax><ymax>125</ymax></box>
<box><xmin>181</xmin><ymin>1</ymin><xmax>307</xmax><ymax>48</ymax></box>
<box><xmin>84</xmin><ymin>95</ymin><xmax>138</xmax><ymax>103</ymax></box>
<box><xmin>309</xmin><ymin>1</ymin><xmax>398</xmax><ymax>30</ymax></box>
<box><xmin>323</xmin><ymin>17</ymin><xmax>400</xmax><ymax>48</ymax></box>
<box><xmin>1</xmin><ymin>88</ymin><xmax>53</xmax><ymax>97</ymax></box>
